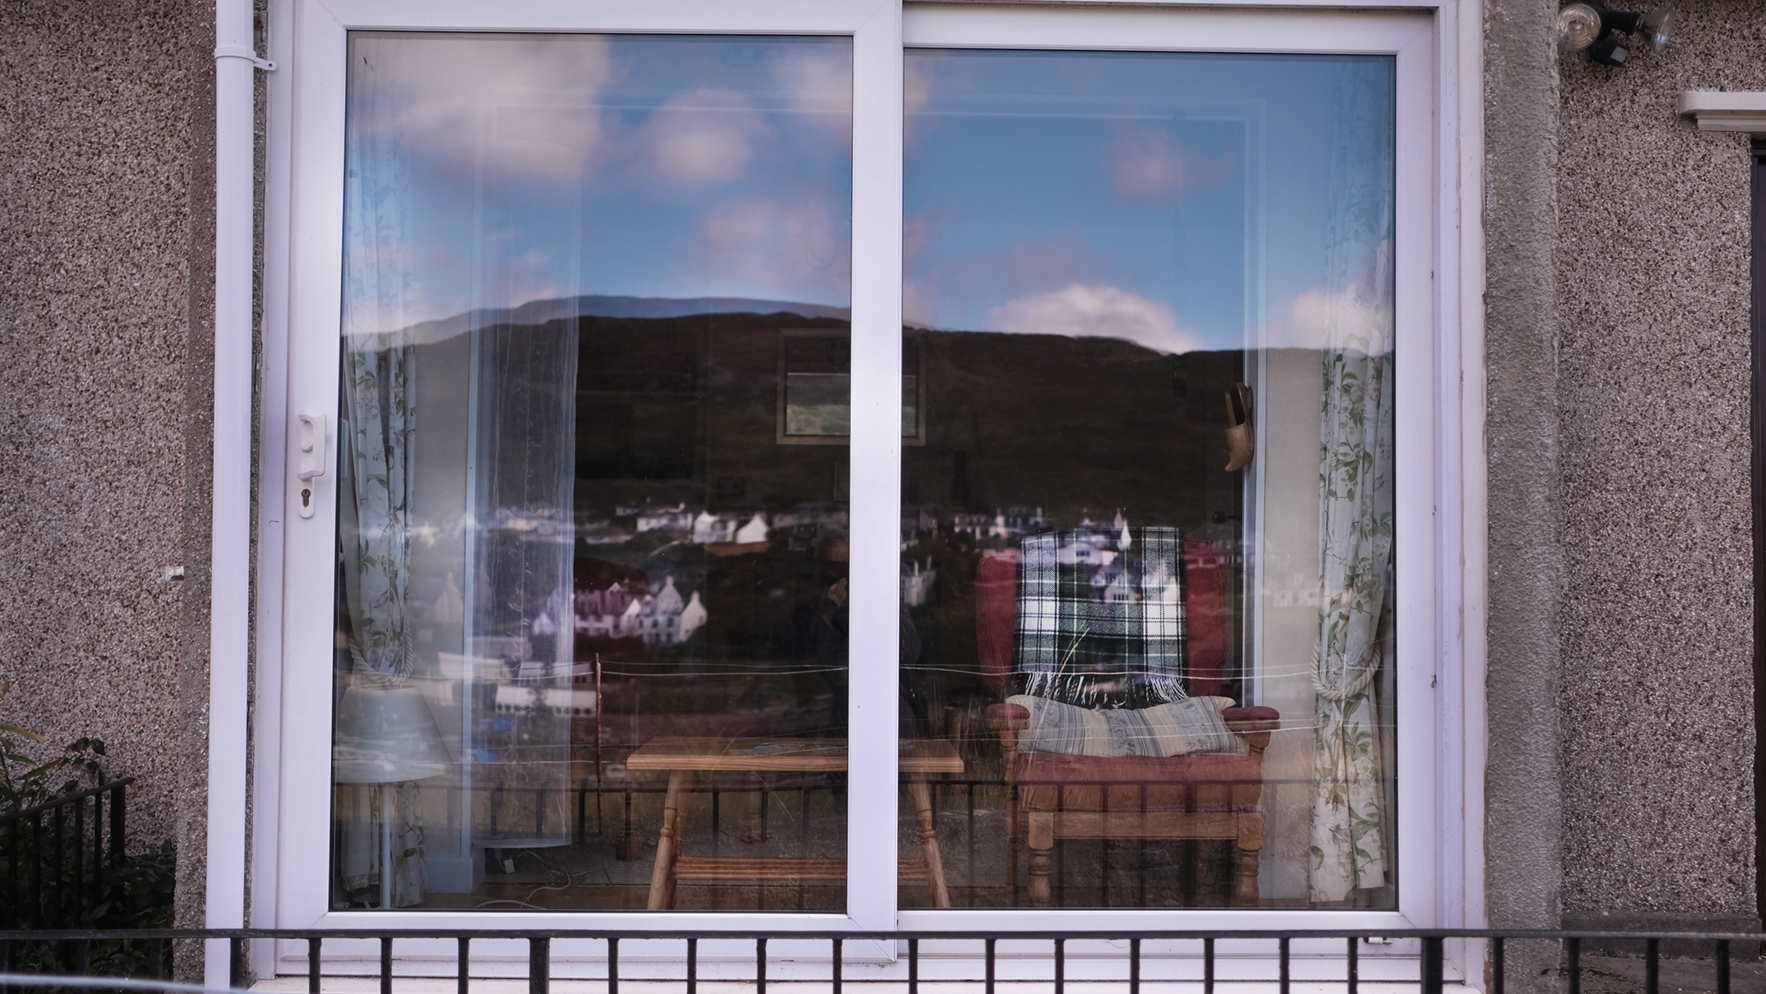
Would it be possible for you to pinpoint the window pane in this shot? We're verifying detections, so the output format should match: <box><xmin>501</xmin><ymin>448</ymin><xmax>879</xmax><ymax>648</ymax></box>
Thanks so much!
<box><xmin>899</xmin><ymin>49</ymin><xmax>1396</xmax><ymax>910</ymax></box>
<box><xmin>332</xmin><ymin>32</ymin><xmax>853</xmax><ymax>912</ymax></box>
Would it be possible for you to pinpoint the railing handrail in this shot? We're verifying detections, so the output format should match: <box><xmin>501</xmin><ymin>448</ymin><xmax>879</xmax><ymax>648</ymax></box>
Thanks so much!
<box><xmin>2</xmin><ymin>927</ymin><xmax>1763</xmax><ymax>941</ymax></box>
<box><xmin>1</xmin><ymin>925</ymin><xmax>1752</xmax><ymax>994</ymax></box>
<box><xmin>0</xmin><ymin>777</ymin><xmax>134</xmax><ymax>827</ymax></box>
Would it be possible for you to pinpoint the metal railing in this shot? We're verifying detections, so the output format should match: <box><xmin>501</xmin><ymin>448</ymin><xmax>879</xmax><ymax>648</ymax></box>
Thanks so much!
<box><xmin>0</xmin><ymin>927</ymin><xmax>1757</xmax><ymax>994</ymax></box>
<box><xmin>0</xmin><ymin>778</ymin><xmax>135</xmax><ymax>930</ymax></box>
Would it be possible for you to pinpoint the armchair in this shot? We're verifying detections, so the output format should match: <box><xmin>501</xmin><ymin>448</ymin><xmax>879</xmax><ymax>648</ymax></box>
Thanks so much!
<box><xmin>975</xmin><ymin>529</ymin><xmax>1279</xmax><ymax>907</ymax></box>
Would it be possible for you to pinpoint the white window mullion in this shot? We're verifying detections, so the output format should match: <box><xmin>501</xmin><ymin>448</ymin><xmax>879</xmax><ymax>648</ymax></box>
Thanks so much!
<box><xmin>846</xmin><ymin>0</ymin><xmax>907</xmax><ymax>936</ymax></box>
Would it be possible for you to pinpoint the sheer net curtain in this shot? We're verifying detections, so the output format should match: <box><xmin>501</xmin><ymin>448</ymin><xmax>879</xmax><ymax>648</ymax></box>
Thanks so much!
<box><xmin>337</xmin><ymin>44</ymin><xmax>581</xmax><ymax>905</ymax></box>
<box><xmin>1307</xmin><ymin>67</ymin><xmax>1396</xmax><ymax>905</ymax></box>
<box><xmin>337</xmin><ymin>44</ymin><xmax>431</xmax><ymax>905</ymax></box>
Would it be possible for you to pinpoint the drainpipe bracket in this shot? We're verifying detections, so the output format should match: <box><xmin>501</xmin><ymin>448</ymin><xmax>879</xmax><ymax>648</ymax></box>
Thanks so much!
<box><xmin>214</xmin><ymin>45</ymin><xmax>277</xmax><ymax>71</ymax></box>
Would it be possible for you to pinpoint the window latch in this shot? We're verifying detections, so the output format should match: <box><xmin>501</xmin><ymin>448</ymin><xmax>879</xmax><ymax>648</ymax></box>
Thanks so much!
<box><xmin>214</xmin><ymin>45</ymin><xmax>276</xmax><ymax>72</ymax></box>
<box><xmin>296</xmin><ymin>411</ymin><xmax>326</xmax><ymax>519</ymax></box>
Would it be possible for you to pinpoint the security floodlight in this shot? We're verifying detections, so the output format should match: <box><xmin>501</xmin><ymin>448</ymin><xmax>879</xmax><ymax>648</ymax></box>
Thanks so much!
<box><xmin>1557</xmin><ymin>3</ymin><xmax>1603</xmax><ymax>52</ymax></box>
<box><xmin>1558</xmin><ymin>2</ymin><xmax>1672</xmax><ymax>65</ymax></box>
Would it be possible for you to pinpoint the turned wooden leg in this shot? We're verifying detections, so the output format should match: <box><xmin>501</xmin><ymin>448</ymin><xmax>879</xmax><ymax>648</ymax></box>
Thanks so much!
<box><xmin>1027</xmin><ymin>810</ymin><xmax>1054</xmax><ymax>907</ymax></box>
<box><xmin>646</xmin><ymin>771</ymin><xmax>687</xmax><ymax>910</ymax></box>
<box><xmin>907</xmin><ymin>778</ymin><xmax>952</xmax><ymax>907</ymax></box>
<box><xmin>742</xmin><ymin>772</ymin><xmax>767</xmax><ymax>844</ymax></box>
<box><xmin>1233</xmin><ymin>811</ymin><xmax>1264</xmax><ymax>906</ymax></box>
<box><xmin>1006</xmin><ymin>786</ymin><xmax>1023</xmax><ymax>902</ymax></box>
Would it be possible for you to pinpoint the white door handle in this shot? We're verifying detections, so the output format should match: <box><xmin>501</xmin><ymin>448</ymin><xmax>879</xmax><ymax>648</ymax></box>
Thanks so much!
<box><xmin>296</xmin><ymin>411</ymin><xmax>326</xmax><ymax>518</ymax></box>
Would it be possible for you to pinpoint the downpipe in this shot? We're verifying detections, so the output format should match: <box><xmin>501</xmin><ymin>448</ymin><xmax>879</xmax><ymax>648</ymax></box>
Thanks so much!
<box><xmin>207</xmin><ymin>0</ymin><xmax>269</xmax><ymax>987</ymax></box>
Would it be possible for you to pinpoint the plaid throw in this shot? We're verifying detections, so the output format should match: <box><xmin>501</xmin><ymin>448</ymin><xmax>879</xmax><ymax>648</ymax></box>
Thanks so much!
<box><xmin>1012</xmin><ymin>525</ymin><xmax>1189</xmax><ymax>709</ymax></box>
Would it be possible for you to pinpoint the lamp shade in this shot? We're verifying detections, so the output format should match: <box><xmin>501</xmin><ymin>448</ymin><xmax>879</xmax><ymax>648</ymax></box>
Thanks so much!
<box><xmin>333</xmin><ymin>683</ymin><xmax>453</xmax><ymax>784</ymax></box>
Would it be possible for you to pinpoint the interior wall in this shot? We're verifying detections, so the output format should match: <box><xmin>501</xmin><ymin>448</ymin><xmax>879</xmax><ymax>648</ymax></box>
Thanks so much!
<box><xmin>1555</xmin><ymin>1</ymin><xmax>1765</xmax><ymax>932</ymax></box>
<box><xmin>1252</xmin><ymin>347</ymin><xmax>1326</xmax><ymax>901</ymax></box>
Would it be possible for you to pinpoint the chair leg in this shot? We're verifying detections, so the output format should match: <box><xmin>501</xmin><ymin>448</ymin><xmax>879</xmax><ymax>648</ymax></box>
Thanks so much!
<box><xmin>1027</xmin><ymin>811</ymin><xmax>1054</xmax><ymax>907</ymax></box>
<box><xmin>1006</xmin><ymin>786</ymin><xmax>1022</xmax><ymax>903</ymax></box>
<box><xmin>1233</xmin><ymin>811</ymin><xmax>1264</xmax><ymax>906</ymax></box>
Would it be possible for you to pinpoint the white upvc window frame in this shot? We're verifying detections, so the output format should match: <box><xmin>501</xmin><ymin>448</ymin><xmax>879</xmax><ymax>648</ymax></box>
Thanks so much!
<box><xmin>245</xmin><ymin>0</ymin><xmax>1485</xmax><ymax>977</ymax></box>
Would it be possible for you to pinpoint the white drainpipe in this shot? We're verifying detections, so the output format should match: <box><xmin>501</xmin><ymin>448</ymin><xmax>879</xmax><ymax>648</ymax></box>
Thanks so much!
<box><xmin>209</xmin><ymin>0</ymin><xmax>270</xmax><ymax>986</ymax></box>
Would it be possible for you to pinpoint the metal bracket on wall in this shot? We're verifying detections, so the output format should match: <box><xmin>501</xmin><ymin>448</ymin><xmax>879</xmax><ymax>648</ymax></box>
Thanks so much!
<box><xmin>214</xmin><ymin>45</ymin><xmax>277</xmax><ymax>72</ymax></box>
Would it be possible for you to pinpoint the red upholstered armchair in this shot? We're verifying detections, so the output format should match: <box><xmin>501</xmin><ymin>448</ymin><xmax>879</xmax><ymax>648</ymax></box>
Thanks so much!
<box><xmin>976</xmin><ymin>535</ymin><xmax>1279</xmax><ymax>907</ymax></box>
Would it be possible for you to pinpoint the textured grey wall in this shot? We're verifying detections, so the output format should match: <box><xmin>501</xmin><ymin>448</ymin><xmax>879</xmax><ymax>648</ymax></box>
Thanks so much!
<box><xmin>1484</xmin><ymin>0</ymin><xmax>1568</xmax><ymax>972</ymax></box>
<box><xmin>0</xmin><ymin>0</ymin><xmax>216</xmax><ymax>949</ymax></box>
<box><xmin>1555</xmin><ymin>2</ymin><xmax>1763</xmax><ymax>931</ymax></box>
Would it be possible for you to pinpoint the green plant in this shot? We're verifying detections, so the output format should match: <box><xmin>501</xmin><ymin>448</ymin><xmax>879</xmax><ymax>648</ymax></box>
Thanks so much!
<box><xmin>0</xmin><ymin>682</ymin><xmax>177</xmax><ymax>978</ymax></box>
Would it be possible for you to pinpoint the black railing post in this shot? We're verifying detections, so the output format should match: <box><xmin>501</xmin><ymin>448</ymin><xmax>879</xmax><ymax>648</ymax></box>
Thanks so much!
<box><xmin>1130</xmin><ymin>937</ymin><xmax>1141</xmax><ymax>994</ymax></box>
<box><xmin>51</xmin><ymin>805</ymin><xmax>64</xmax><ymax>928</ymax></box>
<box><xmin>1646</xmin><ymin>938</ymin><xmax>1659</xmax><ymax>994</ymax></box>
<box><xmin>1717</xmin><ymin>938</ymin><xmax>1731</xmax><ymax>994</ymax></box>
<box><xmin>606</xmin><ymin>936</ymin><xmax>617</xmax><ymax>994</ymax></box>
<box><xmin>89</xmin><ymin>791</ymin><xmax>102</xmax><ymax>911</ymax></box>
<box><xmin>308</xmin><ymin>936</ymin><xmax>322</xmax><ymax>994</ymax></box>
<box><xmin>1422</xmin><ymin>935</ymin><xmax>1445</xmax><ymax>994</ymax></box>
<box><xmin>908</xmin><ymin>938</ymin><xmax>919</xmax><ymax>994</ymax></box>
<box><xmin>458</xmin><ymin>936</ymin><xmax>470</xmax><ymax>994</ymax></box>
<box><xmin>687</xmin><ymin>937</ymin><xmax>697</xmax><ymax>994</ymax></box>
<box><xmin>380</xmin><ymin>936</ymin><xmax>394</xmax><ymax>994</ymax></box>
<box><xmin>72</xmin><ymin>797</ymin><xmax>84</xmax><ymax>921</ymax></box>
<box><xmin>524</xmin><ymin>936</ymin><xmax>547</xmax><ymax>994</ymax></box>
<box><xmin>985</xmin><ymin>937</ymin><xmax>995</xmax><ymax>994</ymax></box>
<box><xmin>232</xmin><ymin>936</ymin><xmax>247</xmax><ymax>989</ymax></box>
<box><xmin>1203</xmin><ymin>936</ymin><xmax>1215</xmax><ymax>994</ymax></box>
<box><xmin>829</xmin><ymin>937</ymin><xmax>839</xmax><ymax>994</ymax></box>
<box><xmin>1279</xmin><ymin>936</ymin><xmax>1290</xmax><ymax>994</ymax></box>
<box><xmin>756</xmin><ymin>937</ymin><xmax>767</xmax><ymax>994</ymax></box>
<box><xmin>1348</xmin><ymin>935</ymin><xmax>1359</xmax><ymax>994</ymax></box>
<box><xmin>111</xmin><ymin>783</ymin><xmax>126</xmax><ymax>870</ymax></box>
<box><xmin>1492</xmin><ymin>937</ymin><xmax>1505</xmax><ymax>994</ymax></box>
<box><xmin>1054</xmin><ymin>936</ymin><xmax>1064</xmax><ymax>994</ymax></box>
<box><xmin>1566</xmin><ymin>937</ymin><xmax>1580</xmax><ymax>994</ymax></box>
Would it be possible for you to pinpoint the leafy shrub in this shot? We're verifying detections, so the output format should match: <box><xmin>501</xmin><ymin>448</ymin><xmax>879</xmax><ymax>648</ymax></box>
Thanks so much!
<box><xmin>1</xmin><ymin>682</ymin><xmax>177</xmax><ymax>977</ymax></box>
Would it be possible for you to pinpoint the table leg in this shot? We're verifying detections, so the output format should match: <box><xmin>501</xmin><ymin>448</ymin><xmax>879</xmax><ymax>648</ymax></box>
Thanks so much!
<box><xmin>907</xmin><ymin>778</ymin><xmax>951</xmax><ymax>908</ymax></box>
<box><xmin>646</xmin><ymin>771</ymin><xmax>688</xmax><ymax>910</ymax></box>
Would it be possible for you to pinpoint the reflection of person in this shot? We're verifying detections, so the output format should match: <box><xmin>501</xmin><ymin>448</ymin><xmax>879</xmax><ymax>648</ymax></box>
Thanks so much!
<box><xmin>791</xmin><ymin>527</ymin><xmax>928</xmax><ymax>737</ymax></box>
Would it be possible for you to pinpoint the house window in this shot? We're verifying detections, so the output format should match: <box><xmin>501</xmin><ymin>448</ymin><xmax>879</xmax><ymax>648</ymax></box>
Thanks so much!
<box><xmin>274</xmin><ymin>0</ymin><xmax>1450</xmax><ymax>932</ymax></box>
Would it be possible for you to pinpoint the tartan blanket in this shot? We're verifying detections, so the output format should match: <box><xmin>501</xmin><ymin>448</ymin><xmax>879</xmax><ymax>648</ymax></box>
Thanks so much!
<box><xmin>1007</xmin><ymin>694</ymin><xmax>1242</xmax><ymax>757</ymax></box>
<box><xmin>1012</xmin><ymin>525</ymin><xmax>1189</xmax><ymax>708</ymax></box>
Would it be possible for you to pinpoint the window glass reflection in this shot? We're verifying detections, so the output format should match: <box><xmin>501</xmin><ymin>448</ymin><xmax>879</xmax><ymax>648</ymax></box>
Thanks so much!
<box><xmin>897</xmin><ymin>50</ymin><xmax>1397</xmax><ymax>910</ymax></box>
<box><xmin>331</xmin><ymin>32</ymin><xmax>854</xmax><ymax>911</ymax></box>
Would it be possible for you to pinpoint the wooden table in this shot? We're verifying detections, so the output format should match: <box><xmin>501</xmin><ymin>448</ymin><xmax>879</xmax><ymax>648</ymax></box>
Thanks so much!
<box><xmin>627</xmin><ymin>737</ymin><xmax>965</xmax><ymax>909</ymax></box>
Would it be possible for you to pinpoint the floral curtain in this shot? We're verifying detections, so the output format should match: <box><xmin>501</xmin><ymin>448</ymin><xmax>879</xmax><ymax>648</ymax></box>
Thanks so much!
<box><xmin>1308</xmin><ymin>64</ymin><xmax>1396</xmax><ymax>904</ymax></box>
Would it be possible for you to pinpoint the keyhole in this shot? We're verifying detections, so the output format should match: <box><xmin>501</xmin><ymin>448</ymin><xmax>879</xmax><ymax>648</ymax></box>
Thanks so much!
<box><xmin>301</xmin><ymin>488</ymin><xmax>312</xmax><ymax>508</ymax></box>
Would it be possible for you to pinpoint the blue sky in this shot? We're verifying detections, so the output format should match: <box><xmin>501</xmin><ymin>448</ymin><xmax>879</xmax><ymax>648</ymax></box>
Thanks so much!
<box><xmin>904</xmin><ymin>50</ymin><xmax>1393</xmax><ymax>353</ymax></box>
<box><xmin>345</xmin><ymin>36</ymin><xmax>1392</xmax><ymax>355</ymax></box>
<box><xmin>345</xmin><ymin>33</ymin><xmax>855</xmax><ymax>330</ymax></box>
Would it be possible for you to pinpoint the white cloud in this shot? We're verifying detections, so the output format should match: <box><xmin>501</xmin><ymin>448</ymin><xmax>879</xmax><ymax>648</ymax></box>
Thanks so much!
<box><xmin>352</xmin><ymin>34</ymin><xmax>614</xmax><ymax>181</ymax></box>
<box><xmin>1109</xmin><ymin>125</ymin><xmax>1237</xmax><ymax>204</ymax></box>
<box><xmin>771</xmin><ymin>47</ymin><xmax>853</xmax><ymax>144</ymax></box>
<box><xmin>696</xmin><ymin>197</ymin><xmax>850</xmax><ymax>297</ymax></box>
<box><xmin>643</xmin><ymin>89</ymin><xmax>769</xmax><ymax>185</ymax></box>
<box><xmin>985</xmin><ymin>283</ymin><xmax>1203</xmax><ymax>355</ymax></box>
<box><xmin>1282</xmin><ymin>287</ymin><xmax>1393</xmax><ymax>354</ymax></box>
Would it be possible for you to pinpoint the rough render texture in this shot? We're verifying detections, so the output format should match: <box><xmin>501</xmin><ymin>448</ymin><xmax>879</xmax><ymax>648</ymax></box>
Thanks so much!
<box><xmin>1484</xmin><ymin>0</ymin><xmax>1568</xmax><ymax>960</ymax></box>
<box><xmin>0</xmin><ymin>0</ymin><xmax>217</xmax><ymax>955</ymax></box>
<box><xmin>1555</xmin><ymin>2</ymin><xmax>1764</xmax><ymax>928</ymax></box>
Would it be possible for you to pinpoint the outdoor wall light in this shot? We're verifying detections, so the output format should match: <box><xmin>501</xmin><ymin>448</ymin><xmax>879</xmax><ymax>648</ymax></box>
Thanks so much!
<box><xmin>1558</xmin><ymin>2</ymin><xmax>1671</xmax><ymax>65</ymax></box>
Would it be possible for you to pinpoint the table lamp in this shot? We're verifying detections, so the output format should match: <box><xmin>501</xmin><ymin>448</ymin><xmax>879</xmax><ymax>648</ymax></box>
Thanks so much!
<box><xmin>333</xmin><ymin>682</ymin><xmax>452</xmax><ymax>909</ymax></box>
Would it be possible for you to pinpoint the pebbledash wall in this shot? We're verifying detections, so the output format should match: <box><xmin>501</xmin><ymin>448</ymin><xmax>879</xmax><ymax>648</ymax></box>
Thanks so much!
<box><xmin>0</xmin><ymin>0</ymin><xmax>1762</xmax><ymax>984</ymax></box>
<box><xmin>0</xmin><ymin>0</ymin><xmax>221</xmax><ymax>959</ymax></box>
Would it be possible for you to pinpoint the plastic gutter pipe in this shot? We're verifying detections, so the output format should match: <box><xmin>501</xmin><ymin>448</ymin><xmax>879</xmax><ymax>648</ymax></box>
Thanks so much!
<box><xmin>208</xmin><ymin>0</ymin><xmax>264</xmax><ymax>986</ymax></box>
